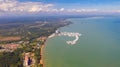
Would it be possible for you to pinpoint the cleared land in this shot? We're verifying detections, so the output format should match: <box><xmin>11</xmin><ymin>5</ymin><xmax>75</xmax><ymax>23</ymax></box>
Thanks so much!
<box><xmin>0</xmin><ymin>36</ymin><xmax>21</xmax><ymax>41</ymax></box>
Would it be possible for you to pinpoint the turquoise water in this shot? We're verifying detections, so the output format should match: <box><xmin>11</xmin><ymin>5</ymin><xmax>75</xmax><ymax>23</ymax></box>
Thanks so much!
<box><xmin>43</xmin><ymin>17</ymin><xmax>120</xmax><ymax>67</ymax></box>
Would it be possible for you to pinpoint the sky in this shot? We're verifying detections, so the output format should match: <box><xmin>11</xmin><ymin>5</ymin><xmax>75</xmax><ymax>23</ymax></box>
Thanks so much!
<box><xmin>20</xmin><ymin>0</ymin><xmax>120</xmax><ymax>4</ymax></box>
<box><xmin>18</xmin><ymin>0</ymin><xmax>120</xmax><ymax>9</ymax></box>
<box><xmin>0</xmin><ymin>0</ymin><xmax>120</xmax><ymax>16</ymax></box>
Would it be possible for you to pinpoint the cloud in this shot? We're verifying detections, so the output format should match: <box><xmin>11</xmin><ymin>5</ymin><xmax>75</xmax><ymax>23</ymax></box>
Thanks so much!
<box><xmin>66</xmin><ymin>9</ymin><xmax>98</xmax><ymax>13</ymax></box>
<box><xmin>0</xmin><ymin>0</ymin><xmax>118</xmax><ymax>16</ymax></box>
<box><xmin>60</xmin><ymin>8</ymin><xmax>65</xmax><ymax>11</ymax></box>
<box><xmin>0</xmin><ymin>0</ymin><xmax>99</xmax><ymax>13</ymax></box>
<box><xmin>0</xmin><ymin>0</ymin><xmax>53</xmax><ymax>13</ymax></box>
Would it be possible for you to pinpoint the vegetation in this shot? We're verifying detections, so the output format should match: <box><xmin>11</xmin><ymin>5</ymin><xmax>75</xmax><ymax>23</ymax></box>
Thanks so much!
<box><xmin>34</xmin><ymin>48</ymin><xmax>41</xmax><ymax>64</ymax></box>
<box><xmin>0</xmin><ymin>48</ymin><xmax>23</xmax><ymax>67</ymax></box>
<box><xmin>0</xmin><ymin>18</ymin><xmax>71</xmax><ymax>39</ymax></box>
<box><xmin>0</xmin><ymin>18</ymin><xmax>72</xmax><ymax>67</ymax></box>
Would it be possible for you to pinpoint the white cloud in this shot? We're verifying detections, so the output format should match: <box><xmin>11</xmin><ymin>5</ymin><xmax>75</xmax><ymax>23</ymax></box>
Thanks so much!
<box><xmin>1</xmin><ymin>0</ymin><xmax>118</xmax><ymax>16</ymax></box>
<box><xmin>0</xmin><ymin>0</ymin><xmax>54</xmax><ymax>13</ymax></box>
<box><xmin>60</xmin><ymin>8</ymin><xmax>65</xmax><ymax>11</ymax></box>
<box><xmin>0</xmin><ymin>0</ymin><xmax>99</xmax><ymax>14</ymax></box>
<box><xmin>67</xmin><ymin>9</ymin><xmax>99</xmax><ymax>13</ymax></box>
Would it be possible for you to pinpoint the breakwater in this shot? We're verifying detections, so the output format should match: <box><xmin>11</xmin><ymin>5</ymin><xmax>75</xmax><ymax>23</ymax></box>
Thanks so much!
<box><xmin>48</xmin><ymin>31</ymin><xmax>82</xmax><ymax>45</ymax></box>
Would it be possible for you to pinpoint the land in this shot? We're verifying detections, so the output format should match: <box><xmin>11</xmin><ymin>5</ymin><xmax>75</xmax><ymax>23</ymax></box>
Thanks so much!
<box><xmin>0</xmin><ymin>36</ymin><xmax>21</xmax><ymax>42</ymax></box>
<box><xmin>0</xmin><ymin>18</ymin><xmax>72</xmax><ymax>67</ymax></box>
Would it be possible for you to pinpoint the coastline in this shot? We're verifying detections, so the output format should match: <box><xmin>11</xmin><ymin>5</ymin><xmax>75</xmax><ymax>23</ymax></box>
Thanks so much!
<box><xmin>40</xmin><ymin>21</ymin><xmax>72</xmax><ymax>67</ymax></box>
<box><xmin>40</xmin><ymin>44</ymin><xmax>45</xmax><ymax>67</ymax></box>
<box><xmin>40</xmin><ymin>35</ymin><xmax>52</xmax><ymax>67</ymax></box>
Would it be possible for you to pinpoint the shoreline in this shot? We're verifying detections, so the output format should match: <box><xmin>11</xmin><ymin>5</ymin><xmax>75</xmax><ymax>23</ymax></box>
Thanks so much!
<box><xmin>40</xmin><ymin>43</ymin><xmax>45</xmax><ymax>67</ymax></box>
<box><xmin>39</xmin><ymin>22</ymin><xmax>72</xmax><ymax>67</ymax></box>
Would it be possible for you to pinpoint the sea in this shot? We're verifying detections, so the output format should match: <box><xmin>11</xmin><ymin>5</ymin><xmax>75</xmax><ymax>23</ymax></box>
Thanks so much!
<box><xmin>43</xmin><ymin>17</ymin><xmax>120</xmax><ymax>67</ymax></box>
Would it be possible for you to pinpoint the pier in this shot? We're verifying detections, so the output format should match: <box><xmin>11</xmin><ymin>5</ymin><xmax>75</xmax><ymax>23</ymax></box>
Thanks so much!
<box><xmin>58</xmin><ymin>32</ymin><xmax>81</xmax><ymax>45</ymax></box>
<box><xmin>48</xmin><ymin>30</ymin><xmax>82</xmax><ymax>45</ymax></box>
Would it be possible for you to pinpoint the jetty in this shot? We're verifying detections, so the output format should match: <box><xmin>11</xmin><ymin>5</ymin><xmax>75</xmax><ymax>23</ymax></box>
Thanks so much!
<box><xmin>48</xmin><ymin>30</ymin><xmax>82</xmax><ymax>45</ymax></box>
<box><xmin>58</xmin><ymin>32</ymin><xmax>81</xmax><ymax>45</ymax></box>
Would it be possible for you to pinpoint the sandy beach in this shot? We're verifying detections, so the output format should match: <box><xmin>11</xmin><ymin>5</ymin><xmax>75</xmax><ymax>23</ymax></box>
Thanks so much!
<box><xmin>40</xmin><ymin>44</ymin><xmax>45</xmax><ymax>67</ymax></box>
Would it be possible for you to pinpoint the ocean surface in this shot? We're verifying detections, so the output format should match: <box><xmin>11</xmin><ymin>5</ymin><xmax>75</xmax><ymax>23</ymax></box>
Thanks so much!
<box><xmin>43</xmin><ymin>17</ymin><xmax>120</xmax><ymax>67</ymax></box>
